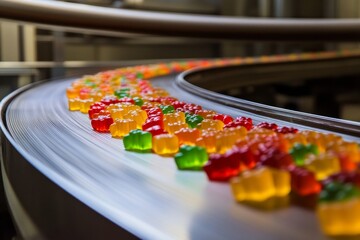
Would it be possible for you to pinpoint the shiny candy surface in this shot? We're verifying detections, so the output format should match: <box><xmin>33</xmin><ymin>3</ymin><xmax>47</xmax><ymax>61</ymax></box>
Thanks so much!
<box><xmin>289</xmin><ymin>144</ymin><xmax>319</xmax><ymax>166</ymax></box>
<box><xmin>123</xmin><ymin>109</ymin><xmax>147</xmax><ymax>129</ymax></box>
<box><xmin>159</xmin><ymin>105</ymin><xmax>175</xmax><ymax>114</ymax></box>
<box><xmin>174</xmin><ymin>145</ymin><xmax>208</xmax><ymax>170</ymax></box>
<box><xmin>79</xmin><ymin>98</ymin><xmax>94</xmax><ymax>113</ymax></box>
<box><xmin>289</xmin><ymin>167</ymin><xmax>321</xmax><ymax>196</ymax></box>
<box><xmin>142</xmin><ymin>116</ymin><xmax>163</xmax><ymax>130</ymax></box>
<box><xmin>68</xmin><ymin>98</ymin><xmax>80</xmax><ymax>111</ymax></box>
<box><xmin>163</xmin><ymin>112</ymin><xmax>186</xmax><ymax>125</ymax></box>
<box><xmin>109</xmin><ymin>105</ymin><xmax>141</xmax><ymax>120</ymax></box>
<box><xmin>123</xmin><ymin>129</ymin><xmax>152</xmax><ymax>152</ymax></box>
<box><xmin>91</xmin><ymin>115</ymin><xmax>113</xmax><ymax>133</ymax></box>
<box><xmin>144</xmin><ymin>125</ymin><xmax>167</xmax><ymax>137</ymax></box>
<box><xmin>152</xmin><ymin>134</ymin><xmax>179</xmax><ymax>155</ymax></box>
<box><xmin>109</xmin><ymin>119</ymin><xmax>137</xmax><ymax>138</ymax></box>
<box><xmin>164</xmin><ymin>122</ymin><xmax>188</xmax><ymax>135</ymax></box>
<box><xmin>196</xmin><ymin>131</ymin><xmax>218</xmax><ymax>153</ymax></box>
<box><xmin>174</xmin><ymin>128</ymin><xmax>201</xmax><ymax>146</ymax></box>
<box><xmin>231</xmin><ymin>167</ymin><xmax>291</xmax><ymax>202</ymax></box>
<box><xmin>88</xmin><ymin>102</ymin><xmax>106</xmax><ymax>119</ymax></box>
<box><xmin>197</xmin><ymin>119</ymin><xmax>224</xmax><ymax>131</ymax></box>
<box><xmin>317</xmin><ymin>182</ymin><xmax>360</xmax><ymax>235</ymax></box>
<box><xmin>203</xmin><ymin>149</ymin><xmax>243</xmax><ymax>181</ymax></box>
<box><xmin>225</xmin><ymin>117</ymin><xmax>253</xmax><ymax>130</ymax></box>
<box><xmin>271</xmin><ymin>168</ymin><xmax>292</xmax><ymax>197</ymax></box>
<box><xmin>259</xmin><ymin>148</ymin><xmax>294</xmax><ymax>170</ymax></box>
<box><xmin>317</xmin><ymin>198</ymin><xmax>360</xmax><ymax>235</ymax></box>
<box><xmin>92</xmin><ymin>109</ymin><xmax>110</xmax><ymax>119</ymax></box>
<box><xmin>194</xmin><ymin>109</ymin><xmax>216</xmax><ymax>119</ymax></box>
<box><xmin>216</xmin><ymin>127</ymin><xmax>247</xmax><ymax>154</ymax></box>
<box><xmin>185</xmin><ymin>113</ymin><xmax>204</xmax><ymax>128</ymax></box>
<box><xmin>213</xmin><ymin>114</ymin><xmax>233</xmax><ymax>125</ymax></box>
<box><xmin>305</xmin><ymin>153</ymin><xmax>341</xmax><ymax>180</ymax></box>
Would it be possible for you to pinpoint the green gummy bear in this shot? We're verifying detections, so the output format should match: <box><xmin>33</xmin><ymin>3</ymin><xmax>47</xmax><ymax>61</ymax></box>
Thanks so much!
<box><xmin>185</xmin><ymin>114</ymin><xmax>204</xmax><ymax>128</ymax></box>
<box><xmin>159</xmin><ymin>105</ymin><xmax>175</xmax><ymax>114</ymax></box>
<box><xmin>123</xmin><ymin>129</ymin><xmax>152</xmax><ymax>152</ymax></box>
<box><xmin>174</xmin><ymin>145</ymin><xmax>208</xmax><ymax>170</ymax></box>
<box><xmin>136</xmin><ymin>72</ymin><xmax>144</xmax><ymax>79</ymax></box>
<box><xmin>289</xmin><ymin>143</ymin><xmax>318</xmax><ymax>166</ymax></box>
<box><xmin>114</xmin><ymin>89</ymin><xmax>130</xmax><ymax>99</ymax></box>
<box><xmin>319</xmin><ymin>181</ymin><xmax>360</xmax><ymax>203</ymax></box>
<box><xmin>84</xmin><ymin>81</ymin><xmax>96</xmax><ymax>88</ymax></box>
<box><xmin>133</xmin><ymin>97</ymin><xmax>144</xmax><ymax>106</ymax></box>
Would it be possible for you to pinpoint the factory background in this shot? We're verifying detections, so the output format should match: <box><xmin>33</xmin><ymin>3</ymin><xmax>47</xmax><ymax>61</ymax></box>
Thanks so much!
<box><xmin>1</xmin><ymin>1</ymin><xmax>360</xmax><ymax>240</ymax></box>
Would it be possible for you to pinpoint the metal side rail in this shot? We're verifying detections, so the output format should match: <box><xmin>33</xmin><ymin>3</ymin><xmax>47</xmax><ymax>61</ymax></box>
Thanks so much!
<box><xmin>176</xmin><ymin>60</ymin><xmax>360</xmax><ymax>138</ymax></box>
<box><xmin>2</xmin><ymin>0</ymin><xmax>360</xmax><ymax>40</ymax></box>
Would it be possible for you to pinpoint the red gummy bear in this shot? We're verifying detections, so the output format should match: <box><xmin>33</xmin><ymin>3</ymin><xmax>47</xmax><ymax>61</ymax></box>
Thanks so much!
<box><xmin>144</xmin><ymin>125</ymin><xmax>167</xmax><ymax>137</ymax></box>
<box><xmin>101</xmin><ymin>96</ymin><xmax>120</xmax><ymax>106</ymax></box>
<box><xmin>225</xmin><ymin>116</ymin><xmax>253</xmax><ymax>130</ymax></box>
<box><xmin>91</xmin><ymin>115</ymin><xmax>114</xmax><ymax>132</ymax></box>
<box><xmin>289</xmin><ymin>167</ymin><xmax>321</xmax><ymax>196</ymax></box>
<box><xmin>257</xmin><ymin>122</ymin><xmax>278</xmax><ymax>131</ymax></box>
<box><xmin>213</xmin><ymin>114</ymin><xmax>234</xmax><ymax>125</ymax></box>
<box><xmin>203</xmin><ymin>148</ymin><xmax>245</xmax><ymax>181</ymax></box>
<box><xmin>88</xmin><ymin>102</ymin><xmax>106</xmax><ymax>119</ymax></box>
<box><xmin>276</xmin><ymin>126</ymin><xmax>298</xmax><ymax>134</ymax></box>
<box><xmin>259</xmin><ymin>148</ymin><xmax>294</xmax><ymax>169</ymax></box>
<box><xmin>142</xmin><ymin>116</ymin><xmax>164</xmax><ymax>130</ymax></box>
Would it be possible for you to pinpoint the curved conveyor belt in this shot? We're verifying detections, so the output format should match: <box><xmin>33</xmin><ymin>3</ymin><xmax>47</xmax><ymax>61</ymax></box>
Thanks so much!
<box><xmin>1</xmin><ymin>62</ymin><xmax>360</xmax><ymax>239</ymax></box>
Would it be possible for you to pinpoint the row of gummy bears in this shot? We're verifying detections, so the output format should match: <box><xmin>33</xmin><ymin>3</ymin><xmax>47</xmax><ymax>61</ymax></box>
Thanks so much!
<box><xmin>66</xmin><ymin>55</ymin><xmax>360</xmax><ymax>236</ymax></box>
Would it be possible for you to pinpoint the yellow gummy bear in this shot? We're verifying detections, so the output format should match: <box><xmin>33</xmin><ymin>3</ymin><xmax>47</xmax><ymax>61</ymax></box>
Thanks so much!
<box><xmin>79</xmin><ymin>98</ymin><xmax>94</xmax><ymax>113</ymax></box>
<box><xmin>109</xmin><ymin>119</ymin><xmax>137</xmax><ymax>138</ymax></box>
<box><xmin>164</xmin><ymin>112</ymin><xmax>186</xmax><ymax>125</ymax></box>
<box><xmin>198</xmin><ymin>119</ymin><xmax>224</xmax><ymax>131</ymax></box>
<box><xmin>216</xmin><ymin>127</ymin><xmax>247</xmax><ymax>154</ymax></box>
<box><xmin>123</xmin><ymin>109</ymin><xmax>147</xmax><ymax>129</ymax></box>
<box><xmin>152</xmin><ymin>134</ymin><xmax>179</xmax><ymax>155</ymax></box>
<box><xmin>305</xmin><ymin>153</ymin><xmax>340</xmax><ymax>180</ymax></box>
<box><xmin>317</xmin><ymin>198</ymin><xmax>360</xmax><ymax>236</ymax></box>
<box><xmin>164</xmin><ymin>122</ymin><xmax>188</xmax><ymax>135</ymax></box>
<box><xmin>231</xmin><ymin>167</ymin><xmax>290</xmax><ymax>202</ymax></box>
<box><xmin>68</xmin><ymin>98</ymin><xmax>81</xmax><ymax>111</ymax></box>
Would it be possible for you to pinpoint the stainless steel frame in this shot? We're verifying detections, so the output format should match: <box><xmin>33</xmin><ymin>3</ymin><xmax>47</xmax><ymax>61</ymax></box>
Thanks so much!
<box><xmin>2</xmin><ymin>0</ymin><xmax>360</xmax><ymax>40</ymax></box>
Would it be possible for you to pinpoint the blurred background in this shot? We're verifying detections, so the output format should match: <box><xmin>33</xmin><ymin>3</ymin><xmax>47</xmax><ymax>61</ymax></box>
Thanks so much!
<box><xmin>0</xmin><ymin>0</ymin><xmax>359</xmax><ymax>119</ymax></box>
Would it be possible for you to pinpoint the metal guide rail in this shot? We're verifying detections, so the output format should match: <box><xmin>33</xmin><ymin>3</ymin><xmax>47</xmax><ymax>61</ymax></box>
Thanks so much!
<box><xmin>178</xmin><ymin>56</ymin><xmax>360</xmax><ymax>138</ymax></box>
<box><xmin>2</xmin><ymin>0</ymin><xmax>360</xmax><ymax>40</ymax></box>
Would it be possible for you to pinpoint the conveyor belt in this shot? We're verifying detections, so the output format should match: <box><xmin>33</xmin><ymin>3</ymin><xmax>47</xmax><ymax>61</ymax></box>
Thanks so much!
<box><xmin>2</xmin><ymin>65</ymin><xmax>360</xmax><ymax>239</ymax></box>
